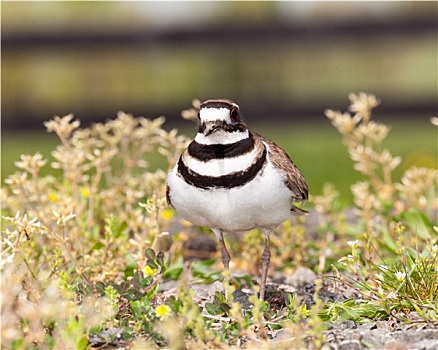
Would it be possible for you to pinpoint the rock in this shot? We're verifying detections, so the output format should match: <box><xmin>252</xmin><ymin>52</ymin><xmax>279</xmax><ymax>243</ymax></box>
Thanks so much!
<box><xmin>338</xmin><ymin>339</ymin><xmax>361</xmax><ymax>350</ymax></box>
<box><xmin>324</xmin><ymin>327</ymin><xmax>438</xmax><ymax>350</ymax></box>
<box><xmin>232</xmin><ymin>289</ymin><xmax>253</xmax><ymax>310</ymax></box>
<box><xmin>329</xmin><ymin>320</ymin><xmax>357</xmax><ymax>331</ymax></box>
<box><xmin>285</xmin><ymin>266</ymin><xmax>317</xmax><ymax>288</ymax></box>
<box><xmin>321</xmin><ymin>343</ymin><xmax>336</xmax><ymax>350</ymax></box>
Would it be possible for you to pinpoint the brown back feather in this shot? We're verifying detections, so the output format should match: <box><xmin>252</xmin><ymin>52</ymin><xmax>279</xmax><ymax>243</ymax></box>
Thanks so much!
<box><xmin>254</xmin><ymin>132</ymin><xmax>309</xmax><ymax>202</ymax></box>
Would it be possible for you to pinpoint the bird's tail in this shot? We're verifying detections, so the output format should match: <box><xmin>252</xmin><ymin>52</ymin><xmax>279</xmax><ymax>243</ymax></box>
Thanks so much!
<box><xmin>291</xmin><ymin>205</ymin><xmax>308</xmax><ymax>215</ymax></box>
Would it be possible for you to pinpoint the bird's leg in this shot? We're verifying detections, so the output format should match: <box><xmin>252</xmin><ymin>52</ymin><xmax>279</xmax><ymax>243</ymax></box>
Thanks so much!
<box><xmin>260</xmin><ymin>230</ymin><xmax>271</xmax><ymax>301</ymax></box>
<box><xmin>212</xmin><ymin>229</ymin><xmax>232</xmax><ymax>300</ymax></box>
<box><xmin>213</xmin><ymin>229</ymin><xmax>231</xmax><ymax>270</ymax></box>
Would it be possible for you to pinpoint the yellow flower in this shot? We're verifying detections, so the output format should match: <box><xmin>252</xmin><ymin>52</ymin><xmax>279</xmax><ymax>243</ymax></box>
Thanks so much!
<box><xmin>80</xmin><ymin>187</ymin><xmax>90</xmax><ymax>198</ymax></box>
<box><xmin>143</xmin><ymin>265</ymin><xmax>156</xmax><ymax>276</ymax></box>
<box><xmin>161</xmin><ymin>208</ymin><xmax>174</xmax><ymax>220</ymax></box>
<box><xmin>155</xmin><ymin>304</ymin><xmax>171</xmax><ymax>319</ymax></box>
<box><xmin>48</xmin><ymin>193</ymin><xmax>58</xmax><ymax>202</ymax></box>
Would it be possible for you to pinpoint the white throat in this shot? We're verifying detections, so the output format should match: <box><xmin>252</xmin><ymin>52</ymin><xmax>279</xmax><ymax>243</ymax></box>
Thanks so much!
<box><xmin>195</xmin><ymin>129</ymin><xmax>249</xmax><ymax>145</ymax></box>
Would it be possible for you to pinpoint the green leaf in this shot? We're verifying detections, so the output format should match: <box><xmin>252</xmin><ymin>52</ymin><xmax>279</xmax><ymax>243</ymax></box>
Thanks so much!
<box><xmin>219</xmin><ymin>302</ymin><xmax>231</xmax><ymax>313</ymax></box>
<box><xmin>163</xmin><ymin>259</ymin><xmax>183</xmax><ymax>280</ymax></box>
<box><xmin>44</xmin><ymin>335</ymin><xmax>56</xmax><ymax>350</ymax></box>
<box><xmin>124</xmin><ymin>254</ymin><xmax>137</xmax><ymax>278</ymax></box>
<box><xmin>167</xmin><ymin>295</ymin><xmax>181</xmax><ymax>313</ymax></box>
<box><xmin>145</xmin><ymin>248</ymin><xmax>156</xmax><ymax>261</ymax></box>
<box><xmin>191</xmin><ymin>259</ymin><xmax>222</xmax><ymax>283</ymax></box>
<box><xmin>90</xmin><ymin>242</ymin><xmax>104</xmax><ymax>251</ymax></box>
<box><xmin>340</xmin><ymin>305</ymin><xmax>360</xmax><ymax>320</ymax></box>
<box><xmin>95</xmin><ymin>281</ymin><xmax>106</xmax><ymax>296</ymax></box>
<box><xmin>231</xmin><ymin>274</ymin><xmax>253</xmax><ymax>288</ymax></box>
<box><xmin>147</xmin><ymin>259</ymin><xmax>158</xmax><ymax>269</ymax></box>
<box><xmin>77</xmin><ymin>283</ymin><xmax>93</xmax><ymax>296</ymax></box>
<box><xmin>157</xmin><ymin>251</ymin><xmax>165</xmax><ymax>271</ymax></box>
<box><xmin>11</xmin><ymin>338</ymin><xmax>25</xmax><ymax>349</ymax></box>
<box><xmin>124</xmin><ymin>289</ymin><xmax>144</xmax><ymax>301</ymax></box>
<box><xmin>114</xmin><ymin>220</ymin><xmax>128</xmax><ymax>238</ymax></box>
<box><xmin>146</xmin><ymin>282</ymin><xmax>158</xmax><ymax>300</ymax></box>
<box><xmin>77</xmin><ymin>337</ymin><xmax>88</xmax><ymax>350</ymax></box>
<box><xmin>205</xmin><ymin>302</ymin><xmax>222</xmax><ymax>315</ymax></box>
<box><xmin>270</xmin><ymin>323</ymin><xmax>283</xmax><ymax>331</ymax></box>
<box><xmin>401</xmin><ymin>208</ymin><xmax>433</xmax><ymax>240</ymax></box>
<box><xmin>215</xmin><ymin>291</ymin><xmax>227</xmax><ymax>304</ymax></box>
<box><xmin>116</xmin><ymin>281</ymin><xmax>130</xmax><ymax>294</ymax></box>
<box><xmin>381</xmin><ymin>228</ymin><xmax>399</xmax><ymax>253</ymax></box>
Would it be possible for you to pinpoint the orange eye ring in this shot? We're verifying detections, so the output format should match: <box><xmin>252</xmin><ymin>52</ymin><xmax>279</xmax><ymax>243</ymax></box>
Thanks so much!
<box><xmin>230</xmin><ymin>107</ymin><xmax>239</xmax><ymax>122</ymax></box>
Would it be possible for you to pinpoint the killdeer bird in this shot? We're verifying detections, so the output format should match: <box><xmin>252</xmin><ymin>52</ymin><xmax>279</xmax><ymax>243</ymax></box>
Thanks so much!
<box><xmin>166</xmin><ymin>99</ymin><xmax>308</xmax><ymax>300</ymax></box>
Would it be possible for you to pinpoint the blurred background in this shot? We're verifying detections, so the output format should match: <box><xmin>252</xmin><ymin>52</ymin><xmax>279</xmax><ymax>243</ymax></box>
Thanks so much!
<box><xmin>2</xmin><ymin>1</ymin><xmax>437</xmax><ymax>199</ymax></box>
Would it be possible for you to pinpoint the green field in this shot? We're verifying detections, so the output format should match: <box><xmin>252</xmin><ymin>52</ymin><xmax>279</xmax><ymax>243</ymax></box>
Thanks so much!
<box><xmin>2</xmin><ymin>119</ymin><xmax>436</xmax><ymax>202</ymax></box>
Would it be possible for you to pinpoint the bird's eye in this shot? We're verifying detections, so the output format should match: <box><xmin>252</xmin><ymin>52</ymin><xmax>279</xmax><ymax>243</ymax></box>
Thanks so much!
<box><xmin>230</xmin><ymin>107</ymin><xmax>239</xmax><ymax>122</ymax></box>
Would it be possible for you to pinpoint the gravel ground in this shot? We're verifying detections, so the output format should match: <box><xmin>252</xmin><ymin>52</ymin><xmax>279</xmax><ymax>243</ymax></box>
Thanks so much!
<box><xmin>158</xmin><ymin>265</ymin><xmax>438</xmax><ymax>350</ymax></box>
<box><xmin>324</xmin><ymin>320</ymin><xmax>438</xmax><ymax>350</ymax></box>
<box><xmin>171</xmin><ymin>215</ymin><xmax>438</xmax><ymax>349</ymax></box>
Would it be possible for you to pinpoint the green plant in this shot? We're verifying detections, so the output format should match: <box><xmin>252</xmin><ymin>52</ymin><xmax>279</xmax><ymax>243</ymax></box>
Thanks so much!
<box><xmin>1</xmin><ymin>113</ymin><xmax>188</xmax><ymax>348</ymax></box>
<box><xmin>319</xmin><ymin>93</ymin><xmax>437</xmax><ymax>325</ymax></box>
<box><xmin>2</xmin><ymin>94</ymin><xmax>436</xmax><ymax>348</ymax></box>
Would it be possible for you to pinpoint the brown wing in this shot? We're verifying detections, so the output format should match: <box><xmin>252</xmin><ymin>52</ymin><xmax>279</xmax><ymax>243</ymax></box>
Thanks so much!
<box><xmin>254</xmin><ymin>132</ymin><xmax>309</xmax><ymax>203</ymax></box>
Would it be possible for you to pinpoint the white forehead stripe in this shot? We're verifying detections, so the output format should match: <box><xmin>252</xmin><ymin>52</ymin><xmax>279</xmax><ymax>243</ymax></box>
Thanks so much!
<box><xmin>199</xmin><ymin>108</ymin><xmax>231</xmax><ymax>122</ymax></box>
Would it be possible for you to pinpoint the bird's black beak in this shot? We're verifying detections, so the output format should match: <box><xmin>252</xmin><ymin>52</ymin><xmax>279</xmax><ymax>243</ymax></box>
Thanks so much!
<box><xmin>204</xmin><ymin>123</ymin><xmax>222</xmax><ymax>136</ymax></box>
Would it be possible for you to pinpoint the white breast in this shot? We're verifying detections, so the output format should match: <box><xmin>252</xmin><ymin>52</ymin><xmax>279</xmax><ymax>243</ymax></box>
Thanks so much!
<box><xmin>183</xmin><ymin>146</ymin><xmax>260</xmax><ymax>176</ymax></box>
<box><xmin>167</xmin><ymin>158</ymin><xmax>292</xmax><ymax>232</ymax></box>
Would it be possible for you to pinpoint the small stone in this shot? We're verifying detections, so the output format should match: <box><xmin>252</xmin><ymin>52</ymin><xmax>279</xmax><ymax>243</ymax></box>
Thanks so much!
<box><xmin>321</xmin><ymin>343</ymin><xmax>337</xmax><ymax>350</ymax></box>
<box><xmin>330</xmin><ymin>320</ymin><xmax>357</xmax><ymax>331</ymax></box>
<box><xmin>232</xmin><ymin>289</ymin><xmax>253</xmax><ymax>310</ymax></box>
<box><xmin>285</xmin><ymin>266</ymin><xmax>317</xmax><ymax>288</ymax></box>
<box><xmin>212</xmin><ymin>280</ymin><xmax>225</xmax><ymax>293</ymax></box>
<box><xmin>270</xmin><ymin>328</ymin><xmax>294</xmax><ymax>343</ymax></box>
<box><xmin>338</xmin><ymin>339</ymin><xmax>361</xmax><ymax>350</ymax></box>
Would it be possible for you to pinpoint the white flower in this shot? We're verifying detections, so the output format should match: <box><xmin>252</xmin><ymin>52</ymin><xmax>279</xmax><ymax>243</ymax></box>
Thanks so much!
<box><xmin>347</xmin><ymin>240</ymin><xmax>359</xmax><ymax>249</ymax></box>
<box><xmin>378</xmin><ymin>265</ymin><xmax>389</xmax><ymax>271</ymax></box>
<box><xmin>14</xmin><ymin>153</ymin><xmax>47</xmax><ymax>171</ymax></box>
<box><xmin>53</xmin><ymin>211</ymin><xmax>76</xmax><ymax>226</ymax></box>
<box><xmin>395</xmin><ymin>271</ymin><xmax>406</xmax><ymax>283</ymax></box>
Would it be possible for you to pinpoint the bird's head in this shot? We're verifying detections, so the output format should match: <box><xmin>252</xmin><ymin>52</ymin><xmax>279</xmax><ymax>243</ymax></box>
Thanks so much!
<box><xmin>195</xmin><ymin>99</ymin><xmax>248</xmax><ymax>144</ymax></box>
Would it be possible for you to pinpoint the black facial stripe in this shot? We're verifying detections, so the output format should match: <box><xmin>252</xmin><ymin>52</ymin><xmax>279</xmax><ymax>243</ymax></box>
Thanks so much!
<box><xmin>178</xmin><ymin>147</ymin><xmax>267</xmax><ymax>190</ymax></box>
<box><xmin>188</xmin><ymin>134</ymin><xmax>254</xmax><ymax>161</ymax></box>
